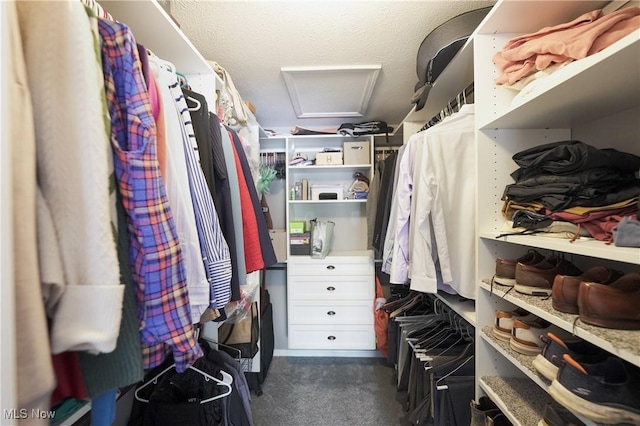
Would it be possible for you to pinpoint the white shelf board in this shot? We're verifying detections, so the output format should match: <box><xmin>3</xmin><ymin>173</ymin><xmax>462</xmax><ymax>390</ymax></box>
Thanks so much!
<box><xmin>289</xmin><ymin>199</ymin><xmax>367</xmax><ymax>204</ymax></box>
<box><xmin>480</xmin><ymin>327</ymin><xmax>548</xmax><ymax>389</ymax></box>
<box><xmin>101</xmin><ymin>0</ymin><xmax>216</xmax><ymax>77</ymax></box>
<box><xmin>289</xmin><ymin>134</ymin><xmax>365</xmax><ymax>139</ymax></box>
<box><xmin>476</xmin><ymin>1</ymin><xmax>610</xmax><ymax>35</ymax></box>
<box><xmin>436</xmin><ymin>291</ymin><xmax>476</xmax><ymax>326</ymax></box>
<box><xmin>479</xmin><ymin>376</ymin><xmax>551</xmax><ymax>426</ymax></box>
<box><xmin>479</xmin><ymin>31</ymin><xmax>640</xmax><ymax>130</ymax></box>
<box><xmin>289</xmin><ymin>250</ymin><xmax>373</xmax><ymax>259</ymax></box>
<box><xmin>480</xmin><ymin>328</ymin><xmax>603</xmax><ymax>426</ymax></box>
<box><xmin>289</xmin><ymin>164</ymin><xmax>371</xmax><ymax>170</ymax></box>
<box><xmin>479</xmin><ymin>232</ymin><xmax>640</xmax><ymax>265</ymax></box>
<box><xmin>479</xmin><ymin>280</ymin><xmax>640</xmax><ymax>368</ymax></box>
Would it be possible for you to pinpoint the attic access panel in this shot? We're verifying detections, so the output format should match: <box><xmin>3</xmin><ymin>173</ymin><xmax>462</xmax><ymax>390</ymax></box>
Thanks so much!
<box><xmin>281</xmin><ymin>65</ymin><xmax>381</xmax><ymax>119</ymax></box>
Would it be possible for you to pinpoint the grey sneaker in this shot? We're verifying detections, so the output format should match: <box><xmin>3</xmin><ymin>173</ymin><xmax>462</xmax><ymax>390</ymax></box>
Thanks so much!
<box><xmin>549</xmin><ymin>355</ymin><xmax>640</xmax><ymax>425</ymax></box>
<box><xmin>532</xmin><ymin>332</ymin><xmax>607</xmax><ymax>381</ymax></box>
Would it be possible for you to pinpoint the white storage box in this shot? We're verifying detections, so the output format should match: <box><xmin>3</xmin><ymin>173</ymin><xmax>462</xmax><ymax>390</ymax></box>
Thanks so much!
<box><xmin>343</xmin><ymin>141</ymin><xmax>370</xmax><ymax>165</ymax></box>
<box><xmin>311</xmin><ymin>184</ymin><xmax>344</xmax><ymax>200</ymax></box>
<box><xmin>315</xmin><ymin>151</ymin><xmax>343</xmax><ymax>165</ymax></box>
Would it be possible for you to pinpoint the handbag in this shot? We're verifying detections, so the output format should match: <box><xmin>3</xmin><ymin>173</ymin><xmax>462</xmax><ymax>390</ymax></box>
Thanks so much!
<box><xmin>218</xmin><ymin>302</ymin><xmax>259</xmax><ymax>358</ymax></box>
<box><xmin>310</xmin><ymin>218</ymin><xmax>335</xmax><ymax>259</ymax></box>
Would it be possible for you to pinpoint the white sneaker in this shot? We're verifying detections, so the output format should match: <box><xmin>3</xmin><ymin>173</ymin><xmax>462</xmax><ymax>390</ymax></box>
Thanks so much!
<box><xmin>510</xmin><ymin>317</ymin><xmax>553</xmax><ymax>355</ymax></box>
<box><xmin>492</xmin><ymin>308</ymin><xmax>536</xmax><ymax>342</ymax></box>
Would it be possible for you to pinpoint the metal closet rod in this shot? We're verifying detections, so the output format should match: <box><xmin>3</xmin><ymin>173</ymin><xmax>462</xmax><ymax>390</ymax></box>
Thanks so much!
<box><xmin>419</xmin><ymin>82</ymin><xmax>475</xmax><ymax>133</ymax></box>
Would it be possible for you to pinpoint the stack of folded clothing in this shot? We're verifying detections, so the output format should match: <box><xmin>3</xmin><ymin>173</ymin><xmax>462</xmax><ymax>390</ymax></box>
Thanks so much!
<box><xmin>493</xmin><ymin>7</ymin><xmax>640</xmax><ymax>89</ymax></box>
<box><xmin>349</xmin><ymin>172</ymin><xmax>370</xmax><ymax>200</ymax></box>
<box><xmin>501</xmin><ymin>140</ymin><xmax>640</xmax><ymax>246</ymax></box>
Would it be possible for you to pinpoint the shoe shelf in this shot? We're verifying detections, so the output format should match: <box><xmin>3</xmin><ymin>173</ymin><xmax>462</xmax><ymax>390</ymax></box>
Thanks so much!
<box><xmin>479</xmin><ymin>280</ymin><xmax>640</xmax><ymax>368</ymax></box>
<box><xmin>480</xmin><ymin>327</ymin><xmax>612</xmax><ymax>426</ymax></box>
<box><xmin>480</xmin><ymin>326</ymin><xmax>548</xmax><ymax>389</ymax></box>
<box><xmin>478</xmin><ymin>233</ymin><xmax>640</xmax><ymax>266</ymax></box>
<box><xmin>479</xmin><ymin>376</ymin><xmax>551</xmax><ymax>426</ymax></box>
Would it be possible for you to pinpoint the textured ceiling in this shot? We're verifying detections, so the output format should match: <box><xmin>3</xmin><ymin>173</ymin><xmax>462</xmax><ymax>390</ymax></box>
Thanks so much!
<box><xmin>170</xmin><ymin>0</ymin><xmax>496</xmax><ymax>132</ymax></box>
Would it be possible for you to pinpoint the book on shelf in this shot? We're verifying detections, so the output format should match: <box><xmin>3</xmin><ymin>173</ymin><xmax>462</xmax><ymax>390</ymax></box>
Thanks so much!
<box><xmin>294</xmin><ymin>182</ymin><xmax>302</xmax><ymax>200</ymax></box>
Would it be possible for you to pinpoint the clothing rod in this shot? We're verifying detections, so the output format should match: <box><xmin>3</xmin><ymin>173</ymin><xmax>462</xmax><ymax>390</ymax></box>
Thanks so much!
<box><xmin>419</xmin><ymin>82</ymin><xmax>474</xmax><ymax>133</ymax></box>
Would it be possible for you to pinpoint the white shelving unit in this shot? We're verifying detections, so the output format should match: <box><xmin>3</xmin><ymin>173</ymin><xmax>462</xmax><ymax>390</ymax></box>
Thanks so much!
<box><xmin>285</xmin><ymin>134</ymin><xmax>375</xmax><ymax>255</ymax></box>
<box><xmin>283</xmin><ymin>135</ymin><xmax>376</xmax><ymax>351</ymax></box>
<box><xmin>471</xmin><ymin>1</ymin><xmax>640</xmax><ymax>425</ymax></box>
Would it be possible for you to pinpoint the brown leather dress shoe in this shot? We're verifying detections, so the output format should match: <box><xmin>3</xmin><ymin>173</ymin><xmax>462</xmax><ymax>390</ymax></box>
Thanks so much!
<box><xmin>578</xmin><ymin>272</ymin><xmax>640</xmax><ymax>330</ymax></box>
<box><xmin>552</xmin><ymin>266</ymin><xmax>623</xmax><ymax>314</ymax></box>
<box><xmin>515</xmin><ymin>256</ymin><xmax>582</xmax><ymax>296</ymax></box>
<box><xmin>495</xmin><ymin>249</ymin><xmax>544</xmax><ymax>286</ymax></box>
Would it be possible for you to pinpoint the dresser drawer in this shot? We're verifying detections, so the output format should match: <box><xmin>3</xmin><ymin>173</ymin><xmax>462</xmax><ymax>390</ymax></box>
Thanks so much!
<box><xmin>288</xmin><ymin>257</ymin><xmax>373</xmax><ymax>277</ymax></box>
<box><xmin>289</xmin><ymin>301</ymin><xmax>373</xmax><ymax>325</ymax></box>
<box><xmin>288</xmin><ymin>325</ymin><xmax>375</xmax><ymax>350</ymax></box>
<box><xmin>288</xmin><ymin>275</ymin><xmax>374</xmax><ymax>300</ymax></box>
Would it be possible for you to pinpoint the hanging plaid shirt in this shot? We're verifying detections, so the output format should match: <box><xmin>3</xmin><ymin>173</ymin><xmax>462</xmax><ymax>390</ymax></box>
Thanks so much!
<box><xmin>98</xmin><ymin>18</ymin><xmax>202</xmax><ymax>372</ymax></box>
<box><xmin>168</xmin><ymin>82</ymin><xmax>232</xmax><ymax>310</ymax></box>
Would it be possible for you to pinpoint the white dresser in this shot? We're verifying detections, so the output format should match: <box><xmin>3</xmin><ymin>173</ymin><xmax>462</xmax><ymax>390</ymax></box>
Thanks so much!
<box><xmin>287</xmin><ymin>252</ymin><xmax>375</xmax><ymax>350</ymax></box>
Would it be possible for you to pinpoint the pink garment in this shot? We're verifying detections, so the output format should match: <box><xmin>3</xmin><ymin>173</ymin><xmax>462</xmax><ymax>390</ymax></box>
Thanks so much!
<box><xmin>146</xmin><ymin>70</ymin><xmax>160</xmax><ymax>122</ymax></box>
<box><xmin>582</xmin><ymin>214</ymin><xmax>630</xmax><ymax>243</ymax></box>
<box><xmin>494</xmin><ymin>7</ymin><xmax>640</xmax><ymax>85</ymax></box>
<box><xmin>548</xmin><ymin>206</ymin><xmax>638</xmax><ymax>242</ymax></box>
<box><xmin>589</xmin><ymin>13</ymin><xmax>640</xmax><ymax>54</ymax></box>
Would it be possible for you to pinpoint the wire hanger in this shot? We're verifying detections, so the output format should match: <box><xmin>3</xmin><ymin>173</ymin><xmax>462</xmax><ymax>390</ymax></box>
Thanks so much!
<box><xmin>435</xmin><ymin>355</ymin><xmax>475</xmax><ymax>391</ymax></box>
<box><xmin>186</xmin><ymin>95</ymin><xmax>202</xmax><ymax>112</ymax></box>
<box><xmin>134</xmin><ymin>363</ymin><xmax>233</xmax><ymax>404</ymax></box>
<box><xmin>419</xmin><ymin>82</ymin><xmax>474</xmax><ymax>132</ymax></box>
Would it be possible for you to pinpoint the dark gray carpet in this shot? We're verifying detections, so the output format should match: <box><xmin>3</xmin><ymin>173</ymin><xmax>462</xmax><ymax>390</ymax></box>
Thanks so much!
<box><xmin>251</xmin><ymin>357</ymin><xmax>407</xmax><ymax>426</ymax></box>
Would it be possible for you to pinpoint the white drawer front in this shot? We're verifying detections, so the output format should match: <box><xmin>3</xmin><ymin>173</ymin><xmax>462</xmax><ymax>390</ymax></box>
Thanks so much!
<box><xmin>289</xmin><ymin>301</ymin><xmax>373</xmax><ymax>325</ymax></box>
<box><xmin>289</xmin><ymin>275</ymin><xmax>374</xmax><ymax>300</ymax></box>
<box><xmin>288</xmin><ymin>258</ymin><xmax>373</xmax><ymax>277</ymax></box>
<box><xmin>288</xmin><ymin>325</ymin><xmax>375</xmax><ymax>350</ymax></box>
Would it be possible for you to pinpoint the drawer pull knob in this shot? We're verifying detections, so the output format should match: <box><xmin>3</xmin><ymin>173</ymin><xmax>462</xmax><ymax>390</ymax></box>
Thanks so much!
<box><xmin>327</xmin><ymin>335</ymin><xmax>336</xmax><ymax>340</ymax></box>
<box><xmin>327</xmin><ymin>311</ymin><xmax>336</xmax><ymax>316</ymax></box>
<box><xmin>326</xmin><ymin>286</ymin><xmax>336</xmax><ymax>291</ymax></box>
<box><xmin>326</xmin><ymin>265</ymin><xmax>336</xmax><ymax>270</ymax></box>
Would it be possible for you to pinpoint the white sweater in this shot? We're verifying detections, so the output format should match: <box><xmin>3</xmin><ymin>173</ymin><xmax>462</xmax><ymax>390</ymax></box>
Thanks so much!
<box><xmin>8</xmin><ymin>1</ymin><xmax>56</xmax><ymax>419</ymax></box>
<box><xmin>18</xmin><ymin>0</ymin><xmax>123</xmax><ymax>354</ymax></box>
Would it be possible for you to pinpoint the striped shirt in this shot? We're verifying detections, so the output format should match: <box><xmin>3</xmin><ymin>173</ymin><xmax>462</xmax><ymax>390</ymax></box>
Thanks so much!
<box><xmin>98</xmin><ymin>18</ymin><xmax>202</xmax><ymax>372</ymax></box>
<box><xmin>168</xmin><ymin>82</ymin><xmax>233</xmax><ymax>310</ymax></box>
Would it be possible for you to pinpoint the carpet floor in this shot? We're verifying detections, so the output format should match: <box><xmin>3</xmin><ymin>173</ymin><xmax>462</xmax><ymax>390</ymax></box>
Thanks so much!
<box><xmin>250</xmin><ymin>356</ymin><xmax>407</xmax><ymax>426</ymax></box>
